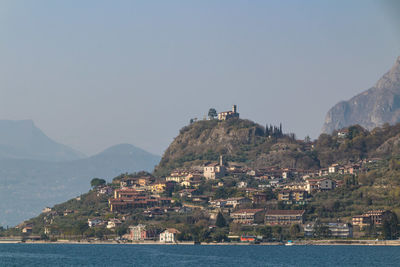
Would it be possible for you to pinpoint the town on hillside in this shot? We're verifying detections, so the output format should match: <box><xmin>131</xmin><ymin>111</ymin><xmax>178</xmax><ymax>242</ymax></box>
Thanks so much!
<box><xmin>3</xmin><ymin>106</ymin><xmax>400</xmax><ymax>244</ymax></box>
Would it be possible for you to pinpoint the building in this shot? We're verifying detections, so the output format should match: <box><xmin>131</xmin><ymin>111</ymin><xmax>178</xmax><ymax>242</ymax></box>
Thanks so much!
<box><xmin>328</xmin><ymin>164</ymin><xmax>340</xmax><ymax>174</ymax></box>
<box><xmin>88</xmin><ymin>218</ymin><xmax>103</xmax><ymax>228</ymax></box>
<box><xmin>129</xmin><ymin>224</ymin><xmax>157</xmax><ymax>241</ymax></box>
<box><xmin>230</xmin><ymin>209</ymin><xmax>265</xmax><ymax>224</ymax></box>
<box><xmin>240</xmin><ymin>235</ymin><xmax>257</xmax><ymax>242</ymax></box>
<box><xmin>149</xmin><ymin>181</ymin><xmax>167</xmax><ymax>193</ymax></box>
<box><xmin>22</xmin><ymin>226</ymin><xmax>32</xmax><ymax>234</ymax></box>
<box><xmin>352</xmin><ymin>215</ymin><xmax>371</xmax><ymax>229</ymax></box>
<box><xmin>42</xmin><ymin>207</ymin><xmax>52</xmax><ymax>213</ymax></box>
<box><xmin>217</xmin><ymin>105</ymin><xmax>239</xmax><ymax>121</ymax></box>
<box><xmin>159</xmin><ymin>228</ymin><xmax>181</xmax><ymax>243</ymax></box>
<box><xmin>305</xmin><ymin>178</ymin><xmax>336</xmax><ymax>194</ymax></box>
<box><xmin>203</xmin><ymin>156</ymin><xmax>226</xmax><ymax>180</ymax></box>
<box><xmin>106</xmin><ymin>219</ymin><xmax>122</xmax><ymax>229</ymax></box>
<box><xmin>278</xmin><ymin>190</ymin><xmax>308</xmax><ymax>204</ymax></box>
<box><xmin>265</xmin><ymin>210</ymin><xmax>305</xmax><ymax>225</ymax></box>
<box><xmin>337</xmin><ymin>128</ymin><xmax>349</xmax><ymax>138</ymax></box>
<box><xmin>252</xmin><ymin>193</ymin><xmax>268</xmax><ymax>204</ymax></box>
<box><xmin>304</xmin><ymin>223</ymin><xmax>353</xmax><ymax>238</ymax></box>
<box><xmin>352</xmin><ymin>210</ymin><xmax>389</xmax><ymax>228</ymax></box>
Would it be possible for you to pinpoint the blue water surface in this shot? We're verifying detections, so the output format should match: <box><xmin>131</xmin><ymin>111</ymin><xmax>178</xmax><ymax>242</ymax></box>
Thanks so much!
<box><xmin>0</xmin><ymin>244</ymin><xmax>399</xmax><ymax>266</ymax></box>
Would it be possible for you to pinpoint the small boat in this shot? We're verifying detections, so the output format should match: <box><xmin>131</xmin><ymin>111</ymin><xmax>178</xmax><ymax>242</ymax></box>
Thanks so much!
<box><xmin>285</xmin><ymin>240</ymin><xmax>294</xmax><ymax>246</ymax></box>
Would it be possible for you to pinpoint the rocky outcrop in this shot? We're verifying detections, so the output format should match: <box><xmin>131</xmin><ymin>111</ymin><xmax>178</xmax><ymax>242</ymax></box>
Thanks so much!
<box><xmin>155</xmin><ymin>119</ymin><xmax>319</xmax><ymax>175</ymax></box>
<box><xmin>322</xmin><ymin>56</ymin><xmax>400</xmax><ymax>133</ymax></box>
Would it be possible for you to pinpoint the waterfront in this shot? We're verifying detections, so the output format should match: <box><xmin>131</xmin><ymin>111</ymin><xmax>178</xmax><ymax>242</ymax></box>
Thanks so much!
<box><xmin>1</xmin><ymin>244</ymin><xmax>399</xmax><ymax>266</ymax></box>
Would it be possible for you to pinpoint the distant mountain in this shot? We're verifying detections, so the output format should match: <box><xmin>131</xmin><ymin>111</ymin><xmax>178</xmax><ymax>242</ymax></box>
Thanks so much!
<box><xmin>322</xmin><ymin>56</ymin><xmax>400</xmax><ymax>134</ymax></box>
<box><xmin>0</xmin><ymin>143</ymin><xmax>160</xmax><ymax>227</ymax></box>
<box><xmin>0</xmin><ymin>120</ymin><xmax>85</xmax><ymax>161</ymax></box>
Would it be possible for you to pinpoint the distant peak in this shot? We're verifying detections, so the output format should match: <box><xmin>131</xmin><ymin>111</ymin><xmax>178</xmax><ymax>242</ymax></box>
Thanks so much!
<box><xmin>375</xmin><ymin>56</ymin><xmax>400</xmax><ymax>90</ymax></box>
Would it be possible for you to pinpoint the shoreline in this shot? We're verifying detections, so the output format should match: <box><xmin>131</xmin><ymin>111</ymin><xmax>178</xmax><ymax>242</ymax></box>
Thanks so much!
<box><xmin>2</xmin><ymin>239</ymin><xmax>400</xmax><ymax>246</ymax></box>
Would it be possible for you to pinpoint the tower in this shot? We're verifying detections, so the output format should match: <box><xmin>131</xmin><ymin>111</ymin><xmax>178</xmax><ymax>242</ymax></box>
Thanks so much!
<box><xmin>232</xmin><ymin>105</ymin><xmax>237</xmax><ymax>114</ymax></box>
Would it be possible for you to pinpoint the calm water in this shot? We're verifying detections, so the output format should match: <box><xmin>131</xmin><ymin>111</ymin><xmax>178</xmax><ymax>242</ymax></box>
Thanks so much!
<box><xmin>0</xmin><ymin>244</ymin><xmax>399</xmax><ymax>266</ymax></box>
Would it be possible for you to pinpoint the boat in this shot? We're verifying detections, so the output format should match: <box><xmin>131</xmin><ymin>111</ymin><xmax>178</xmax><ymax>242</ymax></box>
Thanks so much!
<box><xmin>285</xmin><ymin>240</ymin><xmax>294</xmax><ymax>246</ymax></box>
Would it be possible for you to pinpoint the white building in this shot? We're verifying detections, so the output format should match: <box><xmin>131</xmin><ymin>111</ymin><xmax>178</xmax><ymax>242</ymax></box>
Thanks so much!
<box><xmin>106</xmin><ymin>219</ymin><xmax>122</xmax><ymax>229</ymax></box>
<box><xmin>203</xmin><ymin>156</ymin><xmax>226</xmax><ymax>180</ymax></box>
<box><xmin>305</xmin><ymin>178</ymin><xmax>336</xmax><ymax>194</ymax></box>
<box><xmin>88</xmin><ymin>218</ymin><xmax>103</xmax><ymax>228</ymax></box>
<box><xmin>159</xmin><ymin>228</ymin><xmax>180</xmax><ymax>243</ymax></box>
<box><xmin>328</xmin><ymin>164</ymin><xmax>340</xmax><ymax>174</ymax></box>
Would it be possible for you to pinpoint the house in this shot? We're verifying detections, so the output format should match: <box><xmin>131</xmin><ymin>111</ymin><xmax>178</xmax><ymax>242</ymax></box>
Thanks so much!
<box><xmin>143</xmin><ymin>207</ymin><xmax>164</xmax><ymax>217</ymax></box>
<box><xmin>42</xmin><ymin>207</ymin><xmax>52</xmax><ymax>213</ymax></box>
<box><xmin>178</xmin><ymin>188</ymin><xmax>198</xmax><ymax>198</ymax></box>
<box><xmin>203</xmin><ymin>156</ymin><xmax>226</xmax><ymax>180</ymax></box>
<box><xmin>149</xmin><ymin>181</ymin><xmax>167</xmax><ymax>193</ymax></box>
<box><xmin>304</xmin><ymin>222</ymin><xmax>353</xmax><ymax>238</ymax></box>
<box><xmin>129</xmin><ymin>224</ymin><xmax>157</xmax><ymax>241</ymax></box>
<box><xmin>328</xmin><ymin>164</ymin><xmax>340</xmax><ymax>174</ymax></box>
<box><xmin>106</xmin><ymin>219</ymin><xmax>122</xmax><ymax>229</ymax></box>
<box><xmin>230</xmin><ymin>209</ymin><xmax>265</xmax><ymax>224</ymax></box>
<box><xmin>305</xmin><ymin>178</ymin><xmax>336</xmax><ymax>194</ymax></box>
<box><xmin>63</xmin><ymin>209</ymin><xmax>74</xmax><ymax>216</ymax></box>
<box><xmin>88</xmin><ymin>218</ymin><xmax>103</xmax><ymax>228</ymax></box>
<box><xmin>120</xmin><ymin>176</ymin><xmax>154</xmax><ymax>188</ymax></box>
<box><xmin>265</xmin><ymin>210</ymin><xmax>305</xmax><ymax>225</ymax></box>
<box><xmin>159</xmin><ymin>228</ymin><xmax>181</xmax><ymax>243</ymax></box>
<box><xmin>237</xmin><ymin>181</ymin><xmax>248</xmax><ymax>188</ymax></box>
<box><xmin>98</xmin><ymin>186</ymin><xmax>113</xmax><ymax>195</ymax></box>
<box><xmin>217</xmin><ymin>105</ymin><xmax>239</xmax><ymax>121</ymax></box>
<box><xmin>22</xmin><ymin>226</ymin><xmax>33</xmax><ymax>234</ymax></box>
<box><xmin>337</xmin><ymin>128</ymin><xmax>349</xmax><ymax>138</ymax></box>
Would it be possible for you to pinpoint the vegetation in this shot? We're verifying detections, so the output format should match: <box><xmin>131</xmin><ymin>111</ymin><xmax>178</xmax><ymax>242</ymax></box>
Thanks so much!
<box><xmin>90</xmin><ymin>178</ymin><xmax>106</xmax><ymax>188</ymax></box>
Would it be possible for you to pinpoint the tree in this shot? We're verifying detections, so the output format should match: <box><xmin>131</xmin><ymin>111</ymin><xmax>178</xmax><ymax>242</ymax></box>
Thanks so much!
<box><xmin>216</xmin><ymin>212</ymin><xmax>227</xmax><ymax>228</ymax></box>
<box><xmin>115</xmin><ymin>225</ymin><xmax>128</xmax><ymax>238</ymax></box>
<box><xmin>290</xmin><ymin>224</ymin><xmax>301</xmax><ymax>238</ymax></box>
<box><xmin>208</xmin><ymin>108</ymin><xmax>217</xmax><ymax>120</ymax></box>
<box><xmin>382</xmin><ymin>211</ymin><xmax>398</xmax><ymax>240</ymax></box>
<box><xmin>76</xmin><ymin>221</ymin><xmax>89</xmax><ymax>237</ymax></box>
<box><xmin>314</xmin><ymin>221</ymin><xmax>331</xmax><ymax>238</ymax></box>
<box><xmin>258</xmin><ymin>226</ymin><xmax>272</xmax><ymax>240</ymax></box>
<box><xmin>90</xmin><ymin>178</ymin><xmax>106</xmax><ymax>188</ymax></box>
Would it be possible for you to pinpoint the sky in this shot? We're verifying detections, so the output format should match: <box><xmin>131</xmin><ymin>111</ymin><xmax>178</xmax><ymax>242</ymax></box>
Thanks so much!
<box><xmin>0</xmin><ymin>0</ymin><xmax>399</xmax><ymax>156</ymax></box>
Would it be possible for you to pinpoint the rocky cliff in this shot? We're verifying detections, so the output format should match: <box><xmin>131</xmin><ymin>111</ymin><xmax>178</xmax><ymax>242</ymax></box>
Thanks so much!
<box><xmin>322</xmin><ymin>56</ymin><xmax>400</xmax><ymax>134</ymax></box>
<box><xmin>154</xmin><ymin>119</ymin><xmax>319</xmax><ymax>176</ymax></box>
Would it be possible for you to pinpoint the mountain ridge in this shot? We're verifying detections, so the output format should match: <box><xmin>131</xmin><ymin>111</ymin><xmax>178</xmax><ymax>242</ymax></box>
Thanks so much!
<box><xmin>322</xmin><ymin>56</ymin><xmax>400</xmax><ymax>134</ymax></box>
<box><xmin>0</xmin><ymin>119</ymin><xmax>85</xmax><ymax>162</ymax></box>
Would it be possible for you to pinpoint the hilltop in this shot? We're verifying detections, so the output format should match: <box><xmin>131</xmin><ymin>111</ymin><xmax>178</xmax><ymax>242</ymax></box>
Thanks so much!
<box><xmin>155</xmin><ymin>118</ymin><xmax>319</xmax><ymax>176</ymax></box>
<box><xmin>322</xmin><ymin>56</ymin><xmax>400</xmax><ymax>134</ymax></box>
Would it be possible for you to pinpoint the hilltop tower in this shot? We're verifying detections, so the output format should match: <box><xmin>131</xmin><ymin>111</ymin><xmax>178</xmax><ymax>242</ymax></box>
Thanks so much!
<box><xmin>232</xmin><ymin>105</ymin><xmax>237</xmax><ymax>114</ymax></box>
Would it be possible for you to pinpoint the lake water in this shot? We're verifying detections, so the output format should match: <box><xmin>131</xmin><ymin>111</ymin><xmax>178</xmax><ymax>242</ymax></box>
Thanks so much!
<box><xmin>0</xmin><ymin>244</ymin><xmax>399</xmax><ymax>266</ymax></box>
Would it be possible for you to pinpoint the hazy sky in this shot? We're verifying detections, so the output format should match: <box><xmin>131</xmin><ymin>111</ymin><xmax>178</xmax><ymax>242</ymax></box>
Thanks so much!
<box><xmin>1</xmin><ymin>0</ymin><xmax>399</xmax><ymax>156</ymax></box>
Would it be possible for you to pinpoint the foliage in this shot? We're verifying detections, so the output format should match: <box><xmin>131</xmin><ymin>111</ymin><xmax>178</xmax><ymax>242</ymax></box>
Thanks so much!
<box><xmin>90</xmin><ymin>178</ymin><xmax>106</xmax><ymax>188</ymax></box>
<box><xmin>215</xmin><ymin>212</ymin><xmax>227</xmax><ymax>228</ymax></box>
<box><xmin>208</xmin><ymin>108</ymin><xmax>217</xmax><ymax>119</ymax></box>
<box><xmin>382</xmin><ymin>211</ymin><xmax>399</xmax><ymax>240</ymax></box>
